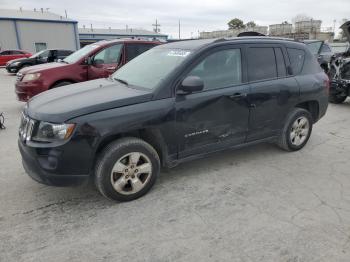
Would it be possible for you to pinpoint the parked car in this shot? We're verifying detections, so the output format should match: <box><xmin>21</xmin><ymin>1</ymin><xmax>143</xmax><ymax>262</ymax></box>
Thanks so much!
<box><xmin>0</xmin><ymin>50</ymin><xmax>31</xmax><ymax>66</ymax></box>
<box><xmin>6</xmin><ymin>49</ymin><xmax>74</xmax><ymax>74</ymax></box>
<box><xmin>15</xmin><ymin>39</ymin><xmax>161</xmax><ymax>101</ymax></box>
<box><xmin>304</xmin><ymin>40</ymin><xmax>333</xmax><ymax>72</ymax></box>
<box><xmin>328</xmin><ymin>20</ymin><xmax>350</xmax><ymax>103</ymax></box>
<box><xmin>18</xmin><ymin>37</ymin><xmax>329</xmax><ymax>201</ymax></box>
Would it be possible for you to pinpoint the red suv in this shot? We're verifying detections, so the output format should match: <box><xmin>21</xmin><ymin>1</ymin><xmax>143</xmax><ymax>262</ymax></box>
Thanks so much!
<box><xmin>0</xmin><ymin>50</ymin><xmax>31</xmax><ymax>66</ymax></box>
<box><xmin>15</xmin><ymin>39</ymin><xmax>160</xmax><ymax>101</ymax></box>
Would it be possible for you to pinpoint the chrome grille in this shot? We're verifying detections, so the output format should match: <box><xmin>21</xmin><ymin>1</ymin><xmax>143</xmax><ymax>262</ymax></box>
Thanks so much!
<box><xmin>16</xmin><ymin>73</ymin><xmax>23</xmax><ymax>82</ymax></box>
<box><xmin>19</xmin><ymin>113</ymin><xmax>35</xmax><ymax>142</ymax></box>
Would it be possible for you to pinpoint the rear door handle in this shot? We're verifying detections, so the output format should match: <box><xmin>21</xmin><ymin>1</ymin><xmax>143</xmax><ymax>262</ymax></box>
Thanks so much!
<box><xmin>106</xmin><ymin>67</ymin><xmax>116</xmax><ymax>71</ymax></box>
<box><xmin>228</xmin><ymin>93</ymin><xmax>247</xmax><ymax>99</ymax></box>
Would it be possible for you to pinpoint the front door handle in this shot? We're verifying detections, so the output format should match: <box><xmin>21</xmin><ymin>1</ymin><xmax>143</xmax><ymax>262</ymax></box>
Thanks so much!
<box><xmin>106</xmin><ymin>66</ymin><xmax>116</xmax><ymax>71</ymax></box>
<box><xmin>228</xmin><ymin>93</ymin><xmax>247</xmax><ymax>99</ymax></box>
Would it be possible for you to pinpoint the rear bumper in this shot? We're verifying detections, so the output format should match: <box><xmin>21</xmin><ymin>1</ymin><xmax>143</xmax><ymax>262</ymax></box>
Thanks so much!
<box><xmin>19</xmin><ymin>139</ymin><xmax>90</xmax><ymax>187</ymax></box>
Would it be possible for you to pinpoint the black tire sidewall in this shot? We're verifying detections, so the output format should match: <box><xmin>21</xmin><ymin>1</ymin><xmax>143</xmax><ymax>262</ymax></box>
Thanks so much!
<box><xmin>96</xmin><ymin>141</ymin><xmax>160</xmax><ymax>201</ymax></box>
<box><xmin>285</xmin><ymin>109</ymin><xmax>313</xmax><ymax>151</ymax></box>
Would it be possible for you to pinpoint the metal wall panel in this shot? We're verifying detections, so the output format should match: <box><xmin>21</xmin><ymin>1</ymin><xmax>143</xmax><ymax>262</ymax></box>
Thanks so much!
<box><xmin>0</xmin><ymin>20</ymin><xmax>19</xmax><ymax>50</ymax></box>
<box><xmin>16</xmin><ymin>21</ymin><xmax>77</xmax><ymax>53</ymax></box>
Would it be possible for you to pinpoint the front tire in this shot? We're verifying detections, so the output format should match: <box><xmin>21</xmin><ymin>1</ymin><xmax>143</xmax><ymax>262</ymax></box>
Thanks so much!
<box><xmin>278</xmin><ymin>108</ymin><xmax>313</xmax><ymax>151</ymax></box>
<box><xmin>95</xmin><ymin>137</ymin><xmax>160</xmax><ymax>201</ymax></box>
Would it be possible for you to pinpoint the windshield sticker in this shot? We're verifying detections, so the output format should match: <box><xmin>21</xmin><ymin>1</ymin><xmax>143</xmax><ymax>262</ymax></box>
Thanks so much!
<box><xmin>167</xmin><ymin>50</ymin><xmax>191</xmax><ymax>57</ymax></box>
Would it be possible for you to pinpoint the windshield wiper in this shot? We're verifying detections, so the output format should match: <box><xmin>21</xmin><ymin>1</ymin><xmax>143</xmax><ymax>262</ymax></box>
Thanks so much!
<box><xmin>114</xmin><ymin>78</ymin><xmax>128</xmax><ymax>86</ymax></box>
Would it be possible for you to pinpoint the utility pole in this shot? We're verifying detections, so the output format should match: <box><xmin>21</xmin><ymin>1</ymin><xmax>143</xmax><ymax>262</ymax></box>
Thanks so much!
<box><xmin>152</xmin><ymin>19</ymin><xmax>161</xmax><ymax>33</ymax></box>
<box><xmin>178</xmin><ymin>20</ymin><xmax>181</xmax><ymax>39</ymax></box>
<box><xmin>64</xmin><ymin>9</ymin><xmax>67</xmax><ymax>18</ymax></box>
<box><xmin>333</xmin><ymin>19</ymin><xmax>336</xmax><ymax>33</ymax></box>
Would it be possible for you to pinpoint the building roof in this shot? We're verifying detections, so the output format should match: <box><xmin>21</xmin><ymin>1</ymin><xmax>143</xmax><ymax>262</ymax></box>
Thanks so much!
<box><xmin>0</xmin><ymin>9</ymin><xmax>77</xmax><ymax>23</ymax></box>
<box><xmin>78</xmin><ymin>28</ymin><xmax>167</xmax><ymax>37</ymax></box>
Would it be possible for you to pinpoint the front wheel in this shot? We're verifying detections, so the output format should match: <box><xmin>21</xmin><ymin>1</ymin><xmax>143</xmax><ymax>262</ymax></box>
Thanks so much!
<box><xmin>94</xmin><ymin>137</ymin><xmax>160</xmax><ymax>201</ymax></box>
<box><xmin>278</xmin><ymin>108</ymin><xmax>313</xmax><ymax>151</ymax></box>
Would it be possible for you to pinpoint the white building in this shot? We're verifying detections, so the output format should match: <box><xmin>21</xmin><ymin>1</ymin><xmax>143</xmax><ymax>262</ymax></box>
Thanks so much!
<box><xmin>79</xmin><ymin>28</ymin><xmax>168</xmax><ymax>46</ymax></box>
<box><xmin>200</xmin><ymin>26</ymin><xmax>268</xmax><ymax>39</ymax></box>
<box><xmin>0</xmin><ymin>9</ymin><xmax>79</xmax><ymax>53</ymax></box>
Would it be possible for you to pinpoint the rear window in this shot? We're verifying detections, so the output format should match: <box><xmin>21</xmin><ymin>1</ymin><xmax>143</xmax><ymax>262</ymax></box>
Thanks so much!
<box><xmin>247</xmin><ymin>47</ymin><xmax>277</xmax><ymax>81</ymax></box>
<box><xmin>287</xmin><ymin>48</ymin><xmax>305</xmax><ymax>75</ymax></box>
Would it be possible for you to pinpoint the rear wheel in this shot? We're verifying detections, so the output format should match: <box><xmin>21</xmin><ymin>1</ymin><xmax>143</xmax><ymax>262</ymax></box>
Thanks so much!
<box><xmin>95</xmin><ymin>137</ymin><xmax>160</xmax><ymax>201</ymax></box>
<box><xmin>278</xmin><ymin>108</ymin><xmax>313</xmax><ymax>151</ymax></box>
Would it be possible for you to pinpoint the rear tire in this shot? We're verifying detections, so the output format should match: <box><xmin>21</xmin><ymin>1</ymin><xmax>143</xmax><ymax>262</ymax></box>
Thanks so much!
<box><xmin>278</xmin><ymin>108</ymin><xmax>313</xmax><ymax>151</ymax></box>
<box><xmin>95</xmin><ymin>137</ymin><xmax>160</xmax><ymax>202</ymax></box>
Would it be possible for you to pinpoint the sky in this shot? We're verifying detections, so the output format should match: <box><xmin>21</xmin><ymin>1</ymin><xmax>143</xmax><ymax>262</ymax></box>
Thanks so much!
<box><xmin>1</xmin><ymin>0</ymin><xmax>349</xmax><ymax>39</ymax></box>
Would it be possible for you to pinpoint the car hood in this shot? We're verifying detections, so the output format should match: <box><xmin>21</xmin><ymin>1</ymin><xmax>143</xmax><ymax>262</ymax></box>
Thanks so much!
<box><xmin>20</xmin><ymin>62</ymin><xmax>67</xmax><ymax>74</ymax></box>
<box><xmin>7</xmin><ymin>57</ymin><xmax>29</xmax><ymax>64</ymax></box>
<box><xmin>26</xmin><ymin>78</ymin><xmax>153</xmax><ymax>123</ymax></box>
<box><xmin>340</xmin><ymin>21</ymin><xmax>350</xmax><ymax>42</ymax></box>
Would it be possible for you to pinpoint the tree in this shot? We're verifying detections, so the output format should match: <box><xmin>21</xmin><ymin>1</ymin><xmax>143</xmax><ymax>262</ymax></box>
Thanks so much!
<box><xmin>246</xmin><ymin>21</ymin><xmax>256</xmax><ymax>28</ymax></box>
<box><xmin>228</xmin><ymin>18</ymin><xmax>245</xmax><ymax>30</ymax></box>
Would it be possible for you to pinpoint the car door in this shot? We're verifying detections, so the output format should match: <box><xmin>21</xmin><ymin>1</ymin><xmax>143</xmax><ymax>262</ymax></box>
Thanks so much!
<box><xmin>246</xmin><ymin>44</ymin><xmax>299</xmax><ymax>141</ymax></box>
<box><xmin>175</xmin><ymin>46</ymin><xmax>250</xmax><ymax>158</ymax></box>
<box><xmin>88</xmin><ymin>44</ymin><xmax>123</xmax><ymax>80</ymax></box>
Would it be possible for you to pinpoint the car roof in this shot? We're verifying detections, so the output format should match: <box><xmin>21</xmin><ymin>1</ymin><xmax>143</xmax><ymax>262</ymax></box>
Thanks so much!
<box><xmin>157</xmin><ymin>36</ymin><xmax>303</xmax><ymax>51</ymax></box>
<box><xmin>95</xmin><ymin>38</ymin><xmax>161</xmax><ymax>46</ymax></box>
<box><xmin>303</xmin><ymin>40</ymin><xmax>323</xmax><ymax>43</ymax></box>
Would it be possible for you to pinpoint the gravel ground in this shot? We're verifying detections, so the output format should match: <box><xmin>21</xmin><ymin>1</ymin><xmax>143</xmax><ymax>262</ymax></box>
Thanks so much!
<box><xmin>0</xmin><ymin>68</ymin><xmax>350</xmax><ymax>262</ymax></box>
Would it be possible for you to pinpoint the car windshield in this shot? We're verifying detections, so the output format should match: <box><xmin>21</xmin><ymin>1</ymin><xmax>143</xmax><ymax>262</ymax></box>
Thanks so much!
<box><xmin>306</xmin><ymin>41</ymin><xmax>322</xmax><ymax>55</ymax></box>
<box><xmin>112</xmin><ymin>48</ymin><xmax>192</xmax><ymax>89</ymax></box>
<box><xmin>63</xmin><ymin>44</ymin><xmax>99</xmax><ymax>64</ymax></box>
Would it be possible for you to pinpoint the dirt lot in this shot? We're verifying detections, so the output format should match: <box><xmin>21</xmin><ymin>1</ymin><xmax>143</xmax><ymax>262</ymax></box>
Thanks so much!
<box><xmin>0</xmin><ymin>68</ymin><xmax>350</xmax><ymax>262</ymax></box>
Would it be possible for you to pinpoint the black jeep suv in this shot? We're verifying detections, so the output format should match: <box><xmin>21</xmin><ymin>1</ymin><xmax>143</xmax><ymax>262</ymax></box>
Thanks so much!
<box><xmin>18</xmin><ymin>37</ymin><xmax>329</xmax><ymax>201</ymax></box>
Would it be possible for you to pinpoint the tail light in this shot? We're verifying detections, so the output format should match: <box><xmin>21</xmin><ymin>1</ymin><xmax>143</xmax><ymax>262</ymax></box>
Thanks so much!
<box><xmin>324</xmin><ymin>77</ymin><xmax>330</xmax><ymax>95</ymax></box>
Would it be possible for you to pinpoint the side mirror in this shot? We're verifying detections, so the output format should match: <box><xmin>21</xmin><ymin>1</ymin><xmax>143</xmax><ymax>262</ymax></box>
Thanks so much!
<box><xmin>83</xmin><ymin>57</ymin><xmax>92</xmax><ymax>65</ymax></box>
<box><xmin>178</xmin><ymin>76</ymin><xmax>204</xmax><ymax>94</ymax></box>
<box><xmin>287</xmin><ymin>65</ymin><xmax>293</xmax><ymax>75</ymax></box>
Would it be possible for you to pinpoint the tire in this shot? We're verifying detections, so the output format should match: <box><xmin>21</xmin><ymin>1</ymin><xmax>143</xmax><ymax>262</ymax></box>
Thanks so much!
<box><xmin>329</xmin><ymin>93</ymin><xmax>347</xmax><ymax>104</ymax></box>
<box><xmin>51</xmin><ymin>81</ymin><xmax>72</xmax><ymax>89</ymax></box>
<box><xmin>278</xmin><ymin>108</ymin><xmax>313</xmax><ymax>152</ymax></box>
<box><xmin>95</xmin><ymin>137</ymin><xmax>160</xmax><ymax>201</ymax></box>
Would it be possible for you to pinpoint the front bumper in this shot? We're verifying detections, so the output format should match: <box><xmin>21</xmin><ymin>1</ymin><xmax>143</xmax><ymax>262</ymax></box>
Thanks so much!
<box><xmin>6</xmin><ymin>64</ymin><xmax>19</xmax><ymax>73</ymax></box>
<box><xmin>15</xmin><ymin>80</ymin><xmax>44</xmax><ymax>102</ymax></box>
<box><xmin>18</xmin><ymin>139</ymin><xmax>90</xmax><ymax>187</ymax></box>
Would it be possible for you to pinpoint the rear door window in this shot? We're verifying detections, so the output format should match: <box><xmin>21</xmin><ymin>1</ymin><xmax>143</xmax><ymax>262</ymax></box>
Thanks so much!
<box><xmin>126</xmin><ymin>44</ymin><xmax>157</xmax><ymax>62</ymax></box>
<box><xmin>274</xmin><ymin>48</ymin><xmax>286</xmax><ymax>77</ymax></box>
<box><xmin>287</xmin><ymin>48</ymin><xmax>305</xmax><ymax>75</ymax></box>
<box><xmin>247</xmin><ymin>47</ymin><xmax>277</xmax><ymax>81</ymax></box>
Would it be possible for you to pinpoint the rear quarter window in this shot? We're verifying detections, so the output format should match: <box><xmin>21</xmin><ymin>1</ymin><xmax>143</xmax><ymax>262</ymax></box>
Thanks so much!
<box><xmin>287</xmin><ymin>48</ymin><xmax>305</xmax><ymax>75</ymax></box>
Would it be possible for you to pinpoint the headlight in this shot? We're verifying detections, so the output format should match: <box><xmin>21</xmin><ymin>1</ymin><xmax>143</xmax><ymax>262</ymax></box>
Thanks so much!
<box><xmin>22</xmin><ymin>73</ymin><xmax>41</xmax><ymax>82</ymax></box>
<box><xmin>32</xmin><ymin>122</ymin><xmax>75</xmax><ymax>142</ymax></box>
<box><xmin>11</xmin><ymin>62</ymin><xmax>21</xmax><ymax>66</ymax></box>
